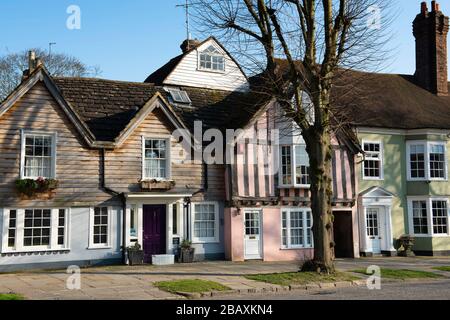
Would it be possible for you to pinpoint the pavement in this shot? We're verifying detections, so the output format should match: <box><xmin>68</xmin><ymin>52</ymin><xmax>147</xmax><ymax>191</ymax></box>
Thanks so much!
<box><xmin>0</xmin><ymin>257</ymin><xmax>449</xmax><ymax>300</ymax></box>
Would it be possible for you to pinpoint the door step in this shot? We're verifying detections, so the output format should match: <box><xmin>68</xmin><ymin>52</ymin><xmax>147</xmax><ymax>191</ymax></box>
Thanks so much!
<box><xmin>152</xmin><ymin>254</ymin><xmax>175</xmax><ymax>266</ymax></box>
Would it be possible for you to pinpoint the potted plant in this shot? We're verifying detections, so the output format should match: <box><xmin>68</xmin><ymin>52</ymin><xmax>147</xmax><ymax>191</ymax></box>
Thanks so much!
<box><xmin>127</xmin><ymin>242</ymin><xmax>144</xmax><ymax>265</ymax></box>
<box><xmin>179</xmin><ymin>239</ymin><xmax>195</xmax><ymax>263</ymax></box>
<box><xmin>398</xmin><ymin>234</ymin><xmax>415</xmax><ymax>257</ymax></box>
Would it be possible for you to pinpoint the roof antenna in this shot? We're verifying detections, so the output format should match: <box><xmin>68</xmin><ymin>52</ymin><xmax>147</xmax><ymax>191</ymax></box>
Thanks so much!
<box><xmin>49</xmin><ymin>42</ymin><xmax>56</xmax><ymax>58</ymax></box>
<box><xmin>176</xmin><ymin>0</ymin><xmax>191</xmax><ymax>49</ymax></box>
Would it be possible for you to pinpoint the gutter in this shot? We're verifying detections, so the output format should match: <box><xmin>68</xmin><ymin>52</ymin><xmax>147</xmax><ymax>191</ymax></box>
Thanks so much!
<box><xmin>100</xmin><ymin>148</ymin><xmax>127</xmax><ymax>265</ymax></box>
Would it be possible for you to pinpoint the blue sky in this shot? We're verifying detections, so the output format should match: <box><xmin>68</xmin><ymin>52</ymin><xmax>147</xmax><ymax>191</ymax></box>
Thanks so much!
<box><xmin>0</xmin><ymin>0</ymin><xmax>448</xmax><ymax>81</ymax></box>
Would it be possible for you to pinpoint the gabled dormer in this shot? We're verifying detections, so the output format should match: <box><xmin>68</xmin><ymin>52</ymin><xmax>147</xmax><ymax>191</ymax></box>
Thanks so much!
<box><xmin>145</xmin><ymin>37</ymin><xmax>249</xmax><ymax>92</ymax></box>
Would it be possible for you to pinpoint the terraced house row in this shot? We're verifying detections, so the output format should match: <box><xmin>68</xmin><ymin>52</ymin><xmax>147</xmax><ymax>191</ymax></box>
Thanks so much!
<box><xmin>0</xmin><ymin>2</ymin><xmax>449</xmax><ymax>271</ymax></box>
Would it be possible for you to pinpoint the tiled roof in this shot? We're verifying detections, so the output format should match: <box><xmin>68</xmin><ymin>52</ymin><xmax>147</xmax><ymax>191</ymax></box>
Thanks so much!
<box><xmin>53</xmin><ymin>78</ymin><xmax>159</xmax><ymax>141</ymax></box>
<box><xmin>52</xmin><ymin>77</ymin><xmax>271</xmax><ymax>142</ymax></box>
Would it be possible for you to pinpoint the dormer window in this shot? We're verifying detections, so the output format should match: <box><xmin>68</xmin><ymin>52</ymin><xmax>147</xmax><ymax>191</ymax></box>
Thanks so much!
<box><xmin>199</xmin><ymin>45</ymin><xmax>225</xmax><ymax>72</ymax></box>
<box><xmin>168</xmin><ymin>88</ymin><xmax>191</xmax><ymax>104</ymax></box>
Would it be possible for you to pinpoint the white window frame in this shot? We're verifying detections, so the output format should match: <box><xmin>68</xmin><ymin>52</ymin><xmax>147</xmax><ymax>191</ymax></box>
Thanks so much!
<box><xmin>407</xmin><ymin>141</ymin><xmax>448</xmax><ymax>181</ymax></box>
<box><xmin>279</xmin><ymin>145</ymin><xmax>311</xmax><ymax>188</ymax></box>
<box><xmin>190</xmin><ymin>201</ymin><xmax>220</xmax><ymax>244</ymax></box>
<box><xmin>141</xmin><ymin>136</ymin><xmax>171</xmax><ymax>181</ymax></box>
<box><xmin>362</xmin><ymin>140</ymin><xmax>384</xmax><ymax>180</ymax></box>
<box><xmin>88</xmin><ymin>207</ymin><xmax>113</xmax><ymax>249</ymax></box>
<box><xmin>20</xmin><ymin>130</ymin><xmax>57</xmax><ymax>179</ymax></box>
<box><xmin>1</xmin><ymin>208</ymin><xmax>70</xmax><ymax>254</ymax></box>
<box><xmin>407</xmin><ymin>197</ymin><xmax>450</xmax><ymax>237</ymax></box>
<box><xmin>280</xmin><ymin>207</ymin><xmax>313</xmax><ymax>249</ymax></box>
<box><xmin>197</xmin><ymin>45</ymin><xmax>226</xmax><ymax>73</ymax></box>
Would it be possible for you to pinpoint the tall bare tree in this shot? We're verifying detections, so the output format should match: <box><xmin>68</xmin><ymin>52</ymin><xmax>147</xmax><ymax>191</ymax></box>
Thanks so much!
<box><xmin>192</xmin><ymin>0</ymin><xmax>393</xmax><ymax>273</ymax></box>
<box><xmin>0</xmin><ymin>48</ymin><xmax>101</xmax><ymax>100</ymax></box>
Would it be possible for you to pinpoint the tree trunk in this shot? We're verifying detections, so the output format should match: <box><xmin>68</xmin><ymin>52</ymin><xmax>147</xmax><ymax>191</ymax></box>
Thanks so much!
<box><xmin>301</xmin><ymin>88</ymin><xmax>335</xmax><ymax>274</ymax></box>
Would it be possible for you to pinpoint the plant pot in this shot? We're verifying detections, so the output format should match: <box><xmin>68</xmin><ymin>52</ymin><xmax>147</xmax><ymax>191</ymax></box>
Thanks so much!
<box><xmin>180</xmin><ymin>248</ymin><xmax>195</xmax><ymax>263</ymax></box>
<box><xmin>398</xmin><ymin>235</ymin><xmax>415</xmax><ymax>257</ymax></box>
<box><xmin>127</xmin><ymin>249</ymin><xmax>144</xmax><ymax>265</ymax></box>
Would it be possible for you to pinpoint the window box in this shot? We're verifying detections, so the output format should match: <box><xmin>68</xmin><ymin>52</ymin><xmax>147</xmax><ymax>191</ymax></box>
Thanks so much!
<box><xmin>15</xmin><ymin>178</ymin><xmax>59</xmax><ymax>199</ymax></box>
<box><xmin>140</xmin><ymin>179</ymin><xmax>175</xmax><ymax>191</ymax></box>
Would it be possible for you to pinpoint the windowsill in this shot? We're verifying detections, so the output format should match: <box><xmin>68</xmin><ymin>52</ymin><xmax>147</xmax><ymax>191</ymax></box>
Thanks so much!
<box><xmin>278</xmin><ymin>185</ymin><xmax>311</xmax><ymax>189</ymax></box>
<box><xmin>192</xmin><ymin>240</ymin><xmax>220</xmax><ymax>245</ymax></box>
<box><xmin>411</xmin><ymin>234</ymin><xmax>450</xmax><ymax>238</ymax></box>
<box><xmin>280</xmin><ymin>246</ymin><xmax>313</xmax><ymax>250</ymax></box>
<box><xmin>141</xmin><ymin>178</ymin><xmax>173</xmax><ymax>182</ymax></box>
<box><xmin>407</xmin><ymin>179</ymin><xmax>448</xmax><ymax>182</ymax></box>
<box><xmin>362</xmin><ymin>177</ymin><xmax>384</xmax><ymax>181</ymax></box>
<box><xmin>197</xmin><ymin>68</ymin><xmax>226</xmax><ymax>74</ymax></box>
<box><xmin>1</xmin><ymin>248</ymin><xmax>70</xmax><ymax>254</ymax></box>
<box><xmin>87</xmin><ymin>246</ymin><xmax>112</xmax><ymax>250</ymax></box>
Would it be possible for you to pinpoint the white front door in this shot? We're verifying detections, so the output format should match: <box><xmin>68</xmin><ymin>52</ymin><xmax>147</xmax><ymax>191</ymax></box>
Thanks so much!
<box><xmin>244</xmin><ymin>210</ymin><xmax>262</xmax><ymax>260</ymax></box>
<box><xmin>366</xmin><ymin>208</ymin><xmax>382</xmax><ymax>254</ymax></box>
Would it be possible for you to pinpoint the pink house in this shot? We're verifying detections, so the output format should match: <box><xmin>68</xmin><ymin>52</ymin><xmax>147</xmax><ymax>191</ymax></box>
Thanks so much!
<box><xmin>224</xmin><ymin>101</ymin><xmax>361</xmax><ymax>262</ymax></box>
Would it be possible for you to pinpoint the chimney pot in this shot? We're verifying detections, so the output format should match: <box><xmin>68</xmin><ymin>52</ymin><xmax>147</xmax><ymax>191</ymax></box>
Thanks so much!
<box><xmin>421</xmin><ymin>2</ymin><xmax>428</xmax><ymax>14</ymax></box>
<box><xmin>432</xmin><ymin>1</ymin><xmax>438</xmax><ymax>12</ymax></box>
<box><xmin>180</xmin><ymin>39</ymin><xmax>201</xmax><ymax>53</ymax></box>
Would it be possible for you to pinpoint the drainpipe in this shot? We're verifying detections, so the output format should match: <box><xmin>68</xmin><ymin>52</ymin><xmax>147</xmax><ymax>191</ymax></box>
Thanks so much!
<box><xmin>100</xmin><ymin>148</ymin><xmax>127</xmax><ymax>265</ymax></box>
<box><xmin>183</xmin><ymin>162</ymin><xmax>209</xmax><ymax>241</ymax></box>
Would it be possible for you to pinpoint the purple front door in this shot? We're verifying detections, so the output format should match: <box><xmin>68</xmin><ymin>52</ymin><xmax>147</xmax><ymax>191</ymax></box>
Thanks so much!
<box><xmin>143</xmin><ymin>205</ymin><xmax>166</xmax><ymax>263</ymax></box>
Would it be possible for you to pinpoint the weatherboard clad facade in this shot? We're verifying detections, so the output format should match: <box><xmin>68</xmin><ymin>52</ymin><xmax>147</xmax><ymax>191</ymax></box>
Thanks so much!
<box><xmin>163</xmin><ymin>38</ymin><xmax>250</xmax><ymax>92</ymax></box>
<box><xmin>0</xmin><ymin>82</ymin><xmax>117</xmax><ymax>208</ymax></box>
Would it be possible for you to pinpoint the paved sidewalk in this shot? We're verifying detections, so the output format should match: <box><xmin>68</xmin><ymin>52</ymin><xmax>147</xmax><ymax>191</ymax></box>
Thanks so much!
<box><xmin>0</xmin><ymin>258</ymin><xmax>449</xmax><ymax>300</ymax></box>
<box><xmin>0</xmin><ymin>261</ymin><xmax>300</xmax><ymax>300</ymax></box>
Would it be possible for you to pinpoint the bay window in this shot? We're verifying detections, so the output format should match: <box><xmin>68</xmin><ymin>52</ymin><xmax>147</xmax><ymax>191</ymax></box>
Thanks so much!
<box><xmin>407</xmin><ymin>141</ymin><xmax>447</xmax><ymax>180</ymax></box>
<box><xmin>2</xmin><ymin>208</ymin><xmax>69</xmax><ymax>253</ymax></box>
<box><xmin>20</xmin><ymin>131</ymin><xmax>56</xmax><ymax>179</ymax></box>
<box><xmin>280</xmin><ymin>145</ymin><xmax>310</xmax><ymax>187</ymax></box>
<box><xmin>191</xmin><ymin>202</ymin><xmax>219</xmax><ymax>243</ymax></box>
<box><xmin>281</xmin><ymin>208</ymin><xmax>313</xmax><ymax>249</ymax></box>
<box><xmin>408</xmin><ymin>198</ymin><xmax>449</xmax><ymax>236</ymax></box>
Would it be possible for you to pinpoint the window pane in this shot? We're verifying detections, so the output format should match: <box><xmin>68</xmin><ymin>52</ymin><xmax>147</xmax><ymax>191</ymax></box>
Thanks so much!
<box><xmin>363</xmin><ymin>143</ymin><xmax>382</xmax><ymax>178</ymax></box>
<box><xmin>23</xmin><ymin>209</ymin><xmax>52</xmax><ymax>247</ymax></box>
<box><xmin>23</xmin><ymin>134</ymin><xmax>54</xmax><ymax>178</ymax></box>
<box><xmin>144</xmin><ymin>139</ymin><xmax>168</xmax><ymax>179</ymax></box>
<box><xmin>412</xmin><ymin>201</ymin><xmax>428</xmax><ymax>234</ymax></box>
<box><xmin>432</xmin><ymin>201</ymin><xmax>448</xmax><ymax>234</ymax></box>
<box><xmin>410</xmin><ymin>144</ymin><xmax>425</xmax><ymax>178</ymax></box>
<box><xmin>193</xmin><ymin>204</ymin><xmax>216</xmax><ymax>240</ymax></box>
<box><xmin>430</xmin><ymin>145</ymin><xmax>446</xmax><ymax>179</ymax></box>
<box><xmin>93</xmin><ymin>207</ymin><xmax>109</xmax><ymax>244</ymax></box>
<box><xmin>295</xmin><ymin>145</ymin><xmax>310</xmax><ymax>185</ymax></box>
<box><xmin>281</xmin><ymin>146</ymin><xmax>292</xmax><ymax>185</ymax></box>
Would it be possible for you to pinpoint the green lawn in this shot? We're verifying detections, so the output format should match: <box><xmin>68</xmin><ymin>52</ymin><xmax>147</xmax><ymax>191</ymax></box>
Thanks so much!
<box><xmin>245</xmin><ymin>271</ymin><xmax>359</xmax><ymax>286</ymax></box>
<box><xmin>432</xmin><ymin>266</ymin><xmax>450</xmax><ymax>272</ymax></box>
<box><xmin>0</xmin><ymin>293</ymin><xmax>24</xmax><ymax>300</ymax></box>
<box><xmin>353</xmin><ymin>268</ymin><xmax>443</xmax><ymax>280</ymax></box>
<box><xmin>154</xmin><ymin>279</ymin><xmax>230</xmax><ymax>293</ymax></box>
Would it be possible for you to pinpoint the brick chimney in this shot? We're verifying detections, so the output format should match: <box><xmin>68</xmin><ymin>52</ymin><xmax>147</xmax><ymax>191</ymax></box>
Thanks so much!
<box><xmin>413</xmin><ymin>1</ymin><xmax>449</xmax><ymax>96</ymax></box>
<box><xmin>180</xmin><ymin>39</ymin><xmax>201</xmax><ymax>53</ymax></box>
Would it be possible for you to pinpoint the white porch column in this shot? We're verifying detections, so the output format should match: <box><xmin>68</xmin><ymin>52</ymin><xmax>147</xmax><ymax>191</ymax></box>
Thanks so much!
<box><xmin>385</xmin><ymin>205</ymin><xmax>396</xmax><ymax>252</ymax></box>
<box><xmin>360</xmin><ymin>206</ymin><xmax>370</xmax><ymax>253</ymax></box>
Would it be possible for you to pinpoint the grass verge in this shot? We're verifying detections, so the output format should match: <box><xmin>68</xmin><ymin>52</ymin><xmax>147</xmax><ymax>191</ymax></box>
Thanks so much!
<box><xmin>154</xmin><ymin>279</ymin><xmax>230</xmax><ymax>293</ymax></box>
<box><xmin>432</xmin><ymin>266</ymin><xmax>450</xmax><ymax>272</ymax></box>
<box><xmin>0</xmin><ymin>293</ymin><xmax>24</xmax><ymax>300</ymax></box>
<box><xmin>353</xmin><ymin>268</ymin><xmax>443</xmax><ymax>280</ymax></box>
<box><xmin>245</xmin><ymin>271</ymin><xmax>359</xmax><ymax>286</ymax></box>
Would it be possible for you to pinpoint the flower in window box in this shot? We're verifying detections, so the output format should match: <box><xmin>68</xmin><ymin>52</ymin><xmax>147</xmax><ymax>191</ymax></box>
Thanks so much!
<box><xmin>15</xmin><ymin>177</ymin><xmax>59</xmax><ymax>199</ymax></box>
